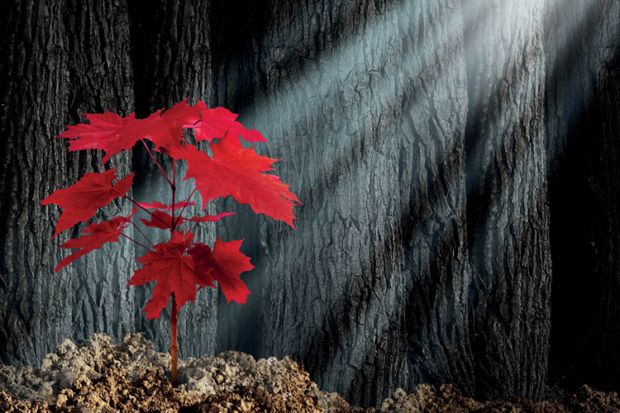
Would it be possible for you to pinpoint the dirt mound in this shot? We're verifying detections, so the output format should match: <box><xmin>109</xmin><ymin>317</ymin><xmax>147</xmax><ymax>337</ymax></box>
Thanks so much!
<box><xmin>0</xmin><ymin>333</ymin><xmax>358</xmax><ymax>412</ymax></box>
<box><xmin>1</xmin><ymin>334</ymin><xmax>620</xmax><ymax>412</ymax></box>
<box><xmin>380</xmin><ymin>384</ymin><xmax>620</xmax><ymax>412</ymax></box>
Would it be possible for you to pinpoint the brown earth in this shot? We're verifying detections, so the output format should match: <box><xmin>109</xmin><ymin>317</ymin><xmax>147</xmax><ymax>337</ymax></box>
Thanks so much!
<box><xmin>0</xmin><ymin>333</ymin><xmax>619</xmax><ymax>412</ymax></box>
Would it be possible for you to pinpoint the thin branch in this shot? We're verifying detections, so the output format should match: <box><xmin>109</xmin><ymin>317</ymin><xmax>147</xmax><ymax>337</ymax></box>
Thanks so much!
<box><xmin>172</xmin><ymin>159</ymin><xmax>177</xmax><ymax>186</ymax></box>
<box><xmin>142</xmin><ymin>140</ymin><xmax>173</xmax><ymax>186</ymax></box>
<box><xmin>177</xmin><ymin>188</ymin><xmax>198</xmax><ymax>219</ymax></box>
<box><xmin>124</xmin><ymin>196</ymin><xmax>170</xmax><ymax>227</ymax></box>
<box><xmin>121</xmin><ymin>232</ymin><xmax>151</xmax><ymax>251</ymax></box>
<box><xmin>171</xmin><ymin>159</ymin><xmax>177</xmax><ymax>230</ymax></box>
<box><xmin>129</xmin><ymin>220</ymin><xmax>155</xmax><ymax>247</ymax></box>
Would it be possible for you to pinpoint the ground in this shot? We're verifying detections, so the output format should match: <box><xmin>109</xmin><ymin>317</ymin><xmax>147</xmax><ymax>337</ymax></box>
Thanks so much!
<box><xmin>1</xmin><ymin>334</ymin><xmax>619</xmax><ymax>412</ymax></box>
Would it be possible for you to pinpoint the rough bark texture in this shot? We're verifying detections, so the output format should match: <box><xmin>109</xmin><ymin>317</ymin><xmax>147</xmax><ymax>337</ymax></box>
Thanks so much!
<box><xmin>545</xmin><ymin>0</ymin><xmax>620</xmax><ymax>391</ymax></box>
<box><xmin>462</xmin><ymin>0</ymin><xmax>552</xmax><ymax>400</ymax></box>
<box><xmin>2</xmin><ymin>0</ymin><xmax>620</xmax><ymax>408</ymax></box>
<box><xmin>212</xmin><ymin>0</ymin><xmax>474</xmax><ymax>406</ymax></box>
<box><xmin>128</xmin><ymin>0</ymin><xmax>219</xmax><ymax>358</ymax></box>
<box><xmin>0</xmin><ymin>0</ymin><xmax>136</xmax><ymax>365</ymax></box>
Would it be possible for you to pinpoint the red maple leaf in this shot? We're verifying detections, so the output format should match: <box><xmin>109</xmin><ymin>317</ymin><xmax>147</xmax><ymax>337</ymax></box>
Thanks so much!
<box><xmin>140</xmin><ymin>210</ymin><xmax>234</xmax><ymax>230</ymax></box>
<box><xmin>58</xmin><ymin>111</ymin><xmax>165</xmax><ymax>163</ymax></box>
<box><xmin>160</xmin><ymin>98</ymin><xmax>202</xmax><ymax>139</ymax></box>
<box><xmin>190</xmin><ymin>240</ymin><xmax>254</xmax><ymax>304</ymax></box>
<box><xmin>169</xmin><ymin>134</ymin><xmax>300</xmax><ymax>227</ymax></box>
<box><xmin>192</xmin><ymin>101</ymin><xmax>267</xmax><ymax>143</ymax></box>
<box><xmin>55</xmin><ymin>211</ymin><xmax>135</xmax><ymax>272</ymax></box>
<box><xmin>41</xmin><ymin>169</ymin><xmax>134</xmax><ymax>237</ymax></box>
<box><xmin>56</xmin><ymin>99</ymin><xmax>268</xmax><ymax>164</ymax></box>
<box><xmin>58</xmin><ymin>100</ymin><xmax>203</xmax><ymax>163</ymax></box>
<box><xmin>144</xmin><ymin>99</ymin><xmax>202</xmax><ymax>151</ymax></box>
<box><xmin>128</xmin><ymin>231</ymin><xmax>206</xmax><ymax>319</ymax></box>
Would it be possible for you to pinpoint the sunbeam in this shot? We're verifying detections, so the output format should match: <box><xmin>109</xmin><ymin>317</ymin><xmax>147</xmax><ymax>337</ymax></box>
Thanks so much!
<box><xmin>4</xmin><ymin>0</ymin><xmax>620</xmax><ymax>409</ymax></box>
<box><xmin>36</xmin><ymin>0</ymin><xmax>601</xmax><ymax>401</ymax></box>
<box><xmin>220</xmin><ymin>0</ymin><xmax>604</xmax><ymax>402</ymax></box>
<box><xmin>222</xmin><ymin>0</ymin><xmax>474</xmax><ymax>402</ymax></box>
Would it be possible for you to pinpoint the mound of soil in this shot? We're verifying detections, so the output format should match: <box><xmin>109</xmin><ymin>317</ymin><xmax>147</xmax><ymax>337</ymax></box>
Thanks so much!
<box><xmin>380</xmin><ymin>384</ymin><xmax>620</xmax><ymax>412</ymax></box>
<box><xmin>1</xmin><ymin>333</ymin><xmax>619</xmax><ymax>412</ymax></box>
<box><xmin>0</xmin><ymin>333</ymin><xmax>356</xmax><ymax>412</ymax></box>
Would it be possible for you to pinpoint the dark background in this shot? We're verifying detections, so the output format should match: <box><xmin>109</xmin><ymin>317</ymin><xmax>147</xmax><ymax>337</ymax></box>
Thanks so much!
<box><xmin>1</xmin><ymin>0</ymin><xmax>620</xmax><ymax>408</ymax></box>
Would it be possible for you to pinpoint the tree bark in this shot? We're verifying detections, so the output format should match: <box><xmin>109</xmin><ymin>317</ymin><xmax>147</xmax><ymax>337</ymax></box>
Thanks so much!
<box><xmin>3</xmin><ymin>0</ymin><xmax>620</xmax><ymax>407</ymax></box>
<box><xmin>128</xmin><ymin>0</ymin><xmax>219</xmax><ymax>358</ymax></box>
<box><xmin>212</xmin><ymin>0</ymin><xmax>474</xmax><ymax>406</ymax></box>
<box><xmin>545</xmin><ymin>0</ymin><xmax>620</xmax><ymax>390</ymax></box>
<box><xmin>0</xmin><ymin>0</ymin><xmax>136</xmax><ymax>364</ymax></box>
<box><xmin>463</xmin><ymin>0</ymin><xmax>552</xmax><ymax>400</ymax></box>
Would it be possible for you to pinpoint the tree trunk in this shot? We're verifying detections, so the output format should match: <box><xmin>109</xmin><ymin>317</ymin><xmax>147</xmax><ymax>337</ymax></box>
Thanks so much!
<box><xmin>3</xmin><ymin>0</ymin><xmax>620</xmax><ymax>407</ymax></box>
<box><xmin>462</xmin><ymin>0</ymin><xmax>552</xmax><ymax>400</ymax></box>
<box><xmin>128</xmin><ymin>0</ymin><xmax>219</xmax><ymax>358</ymax></box>
<box><xmin>0</xmin><ymin>0</ymin><xmax>136</xmax><ymax>364</ymax></box>
<box><xmin>212</xmin><ymin>0</ymin><xmax>475</xmax><ymax>406</ymax></box>
<box><xmin>545</xmin><ymin>0</ymin><xmax>620</xmax><ymax>391</ymax></box>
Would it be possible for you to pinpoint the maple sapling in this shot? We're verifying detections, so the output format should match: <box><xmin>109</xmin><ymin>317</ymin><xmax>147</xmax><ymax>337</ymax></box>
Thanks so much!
<box><xmin>41</xmin><ymin>99</ymin><xmax>300</xmax><ymax>385</ymax></box>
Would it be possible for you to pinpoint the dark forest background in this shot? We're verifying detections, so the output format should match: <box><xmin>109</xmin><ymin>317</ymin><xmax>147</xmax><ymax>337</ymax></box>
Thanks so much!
<box><xmin>1</xmin><ymin>0</ymin><xmax>620</xmax><ymax>408</ymax></box>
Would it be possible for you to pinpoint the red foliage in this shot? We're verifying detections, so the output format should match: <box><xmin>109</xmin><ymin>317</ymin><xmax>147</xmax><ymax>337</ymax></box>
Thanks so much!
<box><xmin>41</xmin><ymin>169</ymin><xmax>133</xmax><ymax>237</ymax></box>
<box><xmin>54</xmin><ymin>210</ymin><xmax>135</xmax><ymax>272</ymax></box>
<box><xmin>41</xmin><ymin>98</ymin><xmax>299</xmax><ymax>320</ymax></box>
<box><xmin>140</xmin><ymin>210</ymin><xmax>234</xmax><ymax>229</ymax></box>
<box><xmin>168</xmin><ymin>133</ymin><xmax>300</xmax><ymax>227</ymax></box>
<box><xmin>190</xmin><ymin>240</ymin><xmax>254</xmax><ymax>304</ymax></box>
<box><xmin>191</xmin><ymin>103</ymin><xmax>267</xmax><ymax>143</ymax></box>
<box><xmin>128</xmin><ymin>231</ymin><xmax>204</xmax><ymax>319</ymax></box>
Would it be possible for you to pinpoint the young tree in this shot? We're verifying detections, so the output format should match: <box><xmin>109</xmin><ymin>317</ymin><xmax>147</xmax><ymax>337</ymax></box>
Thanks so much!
<box><xmin>41</xmin><ymin>99</ymin><xmax>300</xmax><ymax>383</ymax></box>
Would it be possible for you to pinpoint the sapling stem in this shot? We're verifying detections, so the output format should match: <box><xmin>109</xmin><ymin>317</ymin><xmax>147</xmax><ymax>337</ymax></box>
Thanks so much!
<box><xmin>171</xmin><ymin>294</ymin><xmax>178</xmax><ymax>386</ymax></box>
<box><xmin>170</xmin><ymin>159</ymin><xmax>179</xmax><ymax>386</ymax></box>
<box><xmin>177</xmin><ymin>188</ymin><xmax>198</xmax><ymax>219</ymax></box>
<box><xmin>171</xmin><ymin>159</ymin><xmax>177</xmax><ymax>229</ymax></box>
